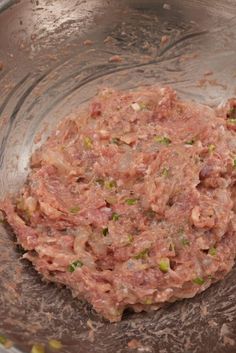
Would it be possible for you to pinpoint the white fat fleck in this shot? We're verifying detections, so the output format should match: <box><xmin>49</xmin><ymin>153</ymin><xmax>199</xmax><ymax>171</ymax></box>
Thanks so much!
<box><xmin>122</xmin><ymin>287</ymin><xmax>129</xmax><ymax>294</ymax></box>
<box><xmin>220</xmin><ymin>323</ymin><xmax>230</xmax><ymax>337</ymax></box>
<box><xmin>101</xmin><ymin>207</ymin><xmax>111</xmax><ymax>213</ymax></box>
<box><xmin>131</xmin><ymin>102</ymin><xmax>141</xmax><ymax>112</ymax></box>
<box><xmin>137</xmin><ymin>346</ymin><xmax>152</xmax><ymax>352</ymax></box>
<box><xmin>99</xmin><ymin>129</ymin><xmax>109</xmax><ymax>137</ymax></box>
<box><xmin>55</xmin><ymin>130</ymin><xmax>60</xmax><ymax>135</ymax></box>
<box><xmin>163</xmin><ymin>3</ymin><xmax>171</xmax><ymax>10</ymax></box>
<box><xmin>217</xmin><ymin>101</ymin><xmax>227</xmax><ymax>109</ymax></box>
<box><xmin>208</xmin><ymin>319</ymin><xmax>218</xmax><ymax>328</ymax></box>
<box><xmin>196</xmin><ymin>141</ymin><xmax>203</xmax><ymax>148</ymax></box>
<box><xmin>87</xmin><ymin>319</ymin><xmax>95</xmax><ymax>331</ymax></box>
<box><xmin>219</xmin><ymin>125</ymin><xmax>225</xmax><ymax>132</ymax></box>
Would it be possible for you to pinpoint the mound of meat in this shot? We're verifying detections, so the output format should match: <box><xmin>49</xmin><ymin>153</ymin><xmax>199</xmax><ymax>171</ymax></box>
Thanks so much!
<box><xmin>1</xmin><ymin>86</ymin><xmax>236</xmax><ymax>322</ymax></box>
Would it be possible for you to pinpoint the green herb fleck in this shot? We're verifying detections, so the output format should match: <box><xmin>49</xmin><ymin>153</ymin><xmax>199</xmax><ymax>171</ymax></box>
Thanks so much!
<box><xmin>227</xmin><ymin>106</ymin><xmax>236</xmax><ymax>119</ymax></box>
<box><xmin>178</xmin><ymin>228</ymin><xmax>190</xmax><ymax>246</ymax></box>
<box><xmin>31</xmin><ymin>344</ymin><xmax>45</xmax><ymax>353</ymax></box>
<box><xmin>69</xmin><ymin>206</ymin><xmax>80</xmax><ymax>214</ymax></box>
<box><xmin>139</xmin><ymin>102</ymin><xmax>147</xmax><ymax>110</ymax></box>
<box><xmin>208</xmin><ymin>144</ymin><xmax>216</xmax><ymax>153</ymax></box>
<box><xmin>48</xmin><ymin>339</ymin><xmax>62</xmax><ymax>350</ymax></box>
<box><xmin>68</xmin><ymin>260</ymin><xmax>83</xmax><ymax>273</ymax></box>
<box><xmin>131</xmin><ymin>102</ymin><xmax>147</xmax><ymax>111</ymax></box>
<box><xmin>193</xmin><ymin>277</ymin><xmax>205</xmax><ymax>285</ymax></box>
<box><xmin>227</xmin><ymin>118</ymin><xmax>236</xmax><ymax>124</ymax></box>
<box><xmin>84</xmin><ymin>136</ymin><xmax>93</xmax><ymax>149</ymax></box>
<box><xmin>0</xmin><ymin>335</ymin><xmax>7</xmax><ymax>345</ymax></box>
<box><xmin>233</xmin><ymin>159</ymin><xmax>236</xmax><ymax>168</ymax></box>
<box><xmin>104</xmin><ymin>180</ymin><xmax>117</xmax><ymax>189</ymax></box>
<box><xmin>154</xmin><ymin>136</ymin><xmax>171</xmax><ymax>145</ymax></box>
<box><xmin>144</xmin><ymin>298</ymin><xmax>152</xmax><ymax>305</ymax></box>
<box><xmin>112</xmin><ymin>212</ymin><xmax>120</xmax><ymax>221</ymax></box>
<box><xmin>209</xmin><ymin>247</ymin><xmax>217</xmax><ymax>256</ymax></box>
<box><xmin>159</xmin><ymin>258</ymin><xmax>170</xmax><ymax>273</ymax></box>
<box><xmin>126</xmin><ymin>198</ymin><xmax>138</xmax><ymax>205</ymax></box>
<box><xmin>127</xmin><ymin>234</ymin><xmax>134</xmax><ymax>244</ymax></box>
<box><xmin>161</xmin><ymin>167</ymin><xmax>169</xmax><ymax>177</ymax></box>
<box><xmin>180</xmin><ymin>237</ymin><xmax>190</xmax><ymax>246</ymax></box>
<box><xmin>102</xmin><ymin>227</ymin><xmax>109</xmax><ymax>236</ymax></box>
<box><xmin>185</xmin><ymin>139</ymin><xmax>195</xmax><ymax>145</ymax></box>
<box><xmin>134</xmin><ymin>248</ymin><xmax>149</xmax><ymax>260</ymax></box>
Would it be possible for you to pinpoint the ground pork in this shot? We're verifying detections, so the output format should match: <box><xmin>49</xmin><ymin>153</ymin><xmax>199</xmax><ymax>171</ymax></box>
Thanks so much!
<box><xmin>1</xmin><ymin>86</ymin><xmax>236</xmax><ymax>322</ymax></box>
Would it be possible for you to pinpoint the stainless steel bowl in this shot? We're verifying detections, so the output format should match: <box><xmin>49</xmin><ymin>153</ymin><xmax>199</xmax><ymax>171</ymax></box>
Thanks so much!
<box><xmin>0</xmin><ymin>1</ymin><xmax>236</xmax><ymax>352</ymax></box>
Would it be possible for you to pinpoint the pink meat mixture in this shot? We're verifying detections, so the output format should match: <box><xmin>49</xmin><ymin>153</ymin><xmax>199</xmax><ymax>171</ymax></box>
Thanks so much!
<box><xmin>1</xmin><ymin>86</ymin><xmax>236</xmax><ymax>322</ymax></box>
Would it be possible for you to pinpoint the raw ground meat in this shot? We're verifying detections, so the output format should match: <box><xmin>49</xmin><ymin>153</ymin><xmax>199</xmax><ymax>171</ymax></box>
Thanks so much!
<box><xmin>1</xmin><ymin>86</ymin><xmax>236</xmax><ymax>322</ymax></box>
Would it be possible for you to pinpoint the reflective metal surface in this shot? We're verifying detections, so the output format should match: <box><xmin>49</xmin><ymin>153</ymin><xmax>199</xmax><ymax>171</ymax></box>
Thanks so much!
<box><xmin>0</xmin><ymin>1</ymin><xmax>236</xmax><ymax>352</ymax></box>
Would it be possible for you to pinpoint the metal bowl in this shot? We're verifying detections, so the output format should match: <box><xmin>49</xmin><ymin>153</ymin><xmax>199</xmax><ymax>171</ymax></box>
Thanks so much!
<box><xmin>0</xmin><ymin>1</ymin><xmax>236</xmax><ymax>352</ymax></box>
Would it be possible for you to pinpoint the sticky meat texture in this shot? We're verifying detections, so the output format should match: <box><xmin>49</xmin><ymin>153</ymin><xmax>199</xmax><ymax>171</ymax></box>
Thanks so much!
<box><xmin>1</xmin><ymin>86</ymin><xmax>236</xmax><ymax>322</ymax></box>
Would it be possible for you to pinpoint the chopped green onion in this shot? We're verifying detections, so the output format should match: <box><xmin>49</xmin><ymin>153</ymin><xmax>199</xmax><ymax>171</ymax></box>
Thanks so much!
<box><xmin>144</xmin><ymin>298</ymin><xmax>152</xmax><ymax>305</ymax></box>
<box><xmin>69</xmin><ymin>206</ymin><xmax>80</xmax><ymax>214</ymax></box>
<box><xmin>227</xmin><ymin>106</ymin><xmax>236</xmax><ymax>119</ymax></box>
<box><xmin>112</xmin><ymin>212</ymin><xmax>120</xmax><ymax>221</ymax></box>
<box><xmin>154</xmin><ymin>136</ymin><xmax>171</xmax><ymax>145</ymax></box>
<box><xmin>208</xmin><ymin>144</ymin><xmax>216</xmax><ymax>153</ymax></box>
<box><xmin>0</xmin><ymin>335</ymin><xmax>7</xmax><ymax>345</ymax></box>
<box><xmin>134</xmin><ymin>248</ymin><xmax>149</xmax><ymax>260</ymax></box>
<box><xmin>193</xmin><ymin>277</ymin><xmax>205</xmax><ymax>285</ymax></box>
<box><xmin>185</xmin><ymin>139</ymin><xmax>195</xmax><ymax>145</ymax></box>
<box><xmin>233</xmin><ymin>159</ymin><xmax>236</xmax><ymax>168</ymax></box>
<box><xmin>49</xmin><ymin>339</ymin><xmax>62</xmax><ymax>350</ymax></box>
<box><xmin>126</xmin><ymin>198</ymin><xmax>138</xmax><ymax>205</ymax></box>
<box><xmin>84</xmin><ymin>136</ymin><xmax>93</xmax><ymax>149</ymax></box>
<box><xmin>159</xmin><ymin>258</ymin><xmax>170</xmax><ymax>273</ymax></box>
<box><xmin>209</xmin><ymin>247</ymin><xmax>217</xmax><ymax>256</ymax></box>
<box><xmin>178</xmin><ymin>228</ymin><xmax>190</xmax><ymax>246</ymax></box>
<box><xmin>0</xmin><ymin>335</ymin><xmax>12</xmax><ymax>349</ymax></box>
<box><xmin>180</xmin><ymin>237</ymin><xmax>190</xmax><ymax>246</ymax></box>
<box><xmin>104</xmin><ymin>180</ymin><xmax>117</xmax><ymax>189</ymax></box>
<box><xmin>227</xmin><ymin>118</ymin><xmax>236</xmax><ymax>124</ymax></box>
<box><xmin>0</xmin><ymin>211</ymin><xmax>4</xmax><ymax>224</ymax></box>
<box><xmin>31</xmin><ymin>344</ymin><xmax>45</xmax><ymax>353</ymax></box>
<box><xmin>161</xmin><ymin>167</ymin><xmax>169</xmax><ymax>177</ymax></box>
<box><xmin>139</xmin><ymin>102</ymin><xmax>147</xmax><ymax>110</ymax></box>
<box><xmin>68</xmin><ymin>260</ymin><xmax>83</xmax><ymax>273</ymax></box>
<box><xmin>127</xmin><ymin>234</ymin><xmax>134</xmax><ymax>244</ymax></box>
<box><xmin>102</xmin><ymin>227</ymin><xmax>109</xmax><ymax>236</ymax></box>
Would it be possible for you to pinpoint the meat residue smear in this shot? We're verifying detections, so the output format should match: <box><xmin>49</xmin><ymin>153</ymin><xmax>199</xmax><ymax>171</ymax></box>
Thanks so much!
<box><xmin>1</xmin><ymin>86</ymin><xmax>236</xmax><ymax>322</ymax></box>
